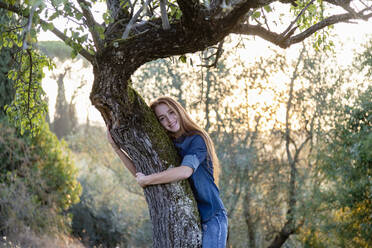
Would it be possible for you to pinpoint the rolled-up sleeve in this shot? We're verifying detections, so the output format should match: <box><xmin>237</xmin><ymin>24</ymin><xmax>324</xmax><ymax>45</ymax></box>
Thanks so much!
<box><xmin>181</xmin><ymin>135</ymin><xmax>207</xmax><ymax>173</ymax></box>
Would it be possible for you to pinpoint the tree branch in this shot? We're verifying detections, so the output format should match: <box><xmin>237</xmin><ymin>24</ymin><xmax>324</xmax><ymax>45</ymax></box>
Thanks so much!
<box><xmin>77</xmin><ymin>0</ymin><xmax>103</xmax><ymax>50</ymax></box>
<box><xmin>0</xmin><ymin>2</ymin><xmax>94</xmax><ymax>63</ymax></box>
<box><xmin>281</xmin><ymin>0</ymin><xmax>315</xmax><ymax>37</ymax></box>
<box><xmin>293</xmin><ymin>135</ymin><xmax>312</xmax><ymax>164</ymax></box>
<box><xmin>102</xmin><ymin>0</ymin><xmax>370</xmax><ymax>78</ymax></box>
<box><xmin>232</xmin><ymin>10</ymin><xmax>372</xmax><ymax>48</ymax></box>
<box><xmin>22</xmin><ymin>2</ymin><xmax>39</xmax><ymax>50</ymax></box>
<box><xmin>210</xmin><ymin>0</ymin><xmax>223</xmax><ymax>10</ymax></box>
<box><xmin>200</xmin><ymin>39</ymin><xmax>225</xmax><ymax>68</ymax></box>
<box><xmin>122</xmin><ymin>0</ymin><xmax>154</xmax><ymax>39</ymax></box>
<box><xmin>160</xmin><ymin>0</ymin><xmax>171</xmax><ymax>30</ymax></box>
<box><xmin>106</xmin><ymin>0</ymin><xmax>131</xmax><ymax>21</ymax></box>
<box><xmin>266</xmin><ymin>47</ymin><xmax>306</xmax><ymax>248</ymax></box>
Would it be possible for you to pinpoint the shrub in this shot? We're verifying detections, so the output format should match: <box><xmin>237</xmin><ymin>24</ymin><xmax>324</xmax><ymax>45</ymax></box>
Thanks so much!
<box><xmin>0</xmin><ymin>119</ymin><xmax>81</xmax><ymax>241</ymax></box>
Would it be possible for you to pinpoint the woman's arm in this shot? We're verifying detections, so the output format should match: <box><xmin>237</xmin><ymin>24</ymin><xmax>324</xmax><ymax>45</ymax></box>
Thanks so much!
<box><xmin>136</xmin><ymin>166</ymin><xmax>193</xmax><ymax>188</ymax></box>
<box><xmin>107</xmin><ymin>128</ymin><xmax>136</xmax><ymax>177</ymax></box>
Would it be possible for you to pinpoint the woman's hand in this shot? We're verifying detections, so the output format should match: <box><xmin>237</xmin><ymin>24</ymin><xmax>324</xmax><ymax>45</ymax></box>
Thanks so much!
<box><xmin>136</xmin><ymin>172</ymin><xmax>149</xmax><ymax>188</ymax></box>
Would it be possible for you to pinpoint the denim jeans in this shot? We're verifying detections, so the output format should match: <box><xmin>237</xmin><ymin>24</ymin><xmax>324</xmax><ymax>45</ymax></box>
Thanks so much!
<box><xmin>201</xmin><ymin>210</ymin><xmax>228</xmax><ymax>248</ymax></box>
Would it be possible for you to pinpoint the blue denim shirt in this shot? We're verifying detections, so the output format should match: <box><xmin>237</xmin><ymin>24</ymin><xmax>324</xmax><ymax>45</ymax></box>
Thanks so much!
<box><xmin>174</xmin><ymin>134</ymin><xmax>225</xmax><ymax>222</ymax></box>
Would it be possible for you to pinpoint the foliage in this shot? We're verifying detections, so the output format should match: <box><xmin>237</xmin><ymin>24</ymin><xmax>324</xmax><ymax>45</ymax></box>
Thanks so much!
<box><xmin>0</xmin><ymin>7</ymin><xmax>54</xmax><ymax>136</ymax></box>
<box><xmin>0</xmin><ymin>48</ymin><xmax>16</xmax><ymax>117</ymax></box>
<box><xmin>2</xmin><ymin>0</ymin><xmax>361</xmax><ymax>63</ymax></box>
<box><xmin>0</xmin><ymin>10</ymin><xmax>16</xmax><ymax>118</ymax></box>
<box><xmin>38</xmin><ymin>0</ymin><xmax>93</xmax><ymax>57</ymax></box>
<box><xmin>5</xmin><ymin>49</ymin><xmax>53</xmax><ymax>136</ymax></box>
<box><xmin>298</xmin><ymin>39</ymin><xmax>372</xmax><ymax>248</ymax></box>
<box><xmin>0</xmin><ymin>119</ymin><xmax>81</xmax><ymax>237</ymax></box>
<box><xmin>355</xmin><ymin>37</ymin><xmax>372</xmax><ymax>77</ymax></box>
<box><xmin>1</xmin><ymin>9</ymin><xmax>81</xmax><ymax>243</ymax></box>
<box><xmin>291</xmin><ymin>0</ymin><xmax>334</xmax><ymax>50</ymax></box>
<box><xmin>32</xmin><ymin>121</ymin><xmax>82</xmax><ymax>210</ymax></box>
<box><xmin>0</xmin><ymin>8</ymin><xmax>23</xmax><ymax>50</ymax></box>
<box><xmin>315</xmin><ymin>86</ymin><xmax>371</xmax><ymax>247</ymax></box>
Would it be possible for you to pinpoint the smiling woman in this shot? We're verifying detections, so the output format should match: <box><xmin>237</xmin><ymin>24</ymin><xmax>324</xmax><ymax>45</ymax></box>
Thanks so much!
<box><xmin>145</xmin><ymin>97</ymin><xmax>228</xmax><ymax>247</ymax></box>
<box><xmin>107</xmin><ymin>96</ymin><xmax>227</xmax><ymax>248</ymax></box>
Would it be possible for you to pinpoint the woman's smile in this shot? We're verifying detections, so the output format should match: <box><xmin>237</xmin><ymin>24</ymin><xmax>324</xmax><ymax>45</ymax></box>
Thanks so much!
<box><xmin>169</xmin><ymin>121</ymin><xmax>177</xmax><ymax>129</ymax></box>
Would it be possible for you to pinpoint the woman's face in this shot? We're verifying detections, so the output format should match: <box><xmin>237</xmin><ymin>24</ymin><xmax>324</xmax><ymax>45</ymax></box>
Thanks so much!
<box><xmin>154</xmin><ymin>103</ymin><xmax>181</xmax><ymax>134</ymax></box>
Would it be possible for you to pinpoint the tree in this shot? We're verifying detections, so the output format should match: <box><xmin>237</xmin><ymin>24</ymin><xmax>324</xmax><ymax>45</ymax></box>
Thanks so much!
<box><xmin>51</xmin><ymin>66</ymin><xmax>78</xmax><ymax>139</ymax></box>
<box><xmin>0</xmin><ymin>0</ymin><xmax>371</xmax><ymax>246</ymax></box>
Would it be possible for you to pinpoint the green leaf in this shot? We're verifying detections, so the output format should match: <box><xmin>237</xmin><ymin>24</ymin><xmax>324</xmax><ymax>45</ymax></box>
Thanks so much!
<box><xmin>47</xmin><ymin>23</ymin><xmax>54</xmax><ymax>30</ymax></box>
<box><xmin>264</xmin><ymin>5</ymin><xmax>272</xmax><ymax>12</ymax></box>
<box><xmin>252</xmin><ymin>11</ymin><xmax>261</xmax><ymax>19</ymax></box>
<box><xmin>48</xmin><ymin>12</ymin><xmax>59</xmax><ymax>21</ymax></box>
<box><xmin>95</xmin><ymin>25</ymin><xmax>105</xmax><ymax>40</ymax></box>
<box><xmin>75</xmin><ymin>12</ymin><xmax>83</xmax><ymax>20</ymax></box>
<box><xmin>71</xmin><ymin>48</ymin><xmax>78</xmax><ymax>59</ymax></box>
<box><xmin>80</xmin><ymin>34</ymin><xmax>88</xmax><ymax>43</ymax></box>
<box><xmin>179</xmin><ymin>55</ymin><xmax>186</xmax><ymax>63</ymax></box>
<box><xmin>41</xmin><ymin>22</ymin><xmax>48</xmax><ymax>32</ymax></box>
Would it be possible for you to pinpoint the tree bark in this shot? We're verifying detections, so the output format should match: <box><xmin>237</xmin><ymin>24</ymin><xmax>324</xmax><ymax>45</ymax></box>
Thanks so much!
<box><xmin>90</xmin><ymin>58</ymin><xmax>201</xmax><ymax>247</ymax></box>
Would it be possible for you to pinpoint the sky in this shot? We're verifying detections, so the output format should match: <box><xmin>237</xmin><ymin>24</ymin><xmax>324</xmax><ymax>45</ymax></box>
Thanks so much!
<box><xmin>38</xmin><ymin>4</ymin><xmax>372</xmax><ymax>126</ymax></box>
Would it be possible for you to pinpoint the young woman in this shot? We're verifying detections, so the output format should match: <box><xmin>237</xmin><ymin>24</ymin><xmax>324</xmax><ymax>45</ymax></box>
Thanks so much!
<box><xmin>107</xmin><ymin>96</ymin><xmax>227</xmax><ymax>248</ymax></box>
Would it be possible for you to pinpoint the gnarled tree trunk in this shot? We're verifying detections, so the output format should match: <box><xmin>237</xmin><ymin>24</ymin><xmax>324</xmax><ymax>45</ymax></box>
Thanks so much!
<box><xmin>90</xmin><ymin>56</ymin><xmax>202</xmax><ymax>247</ymax></box>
